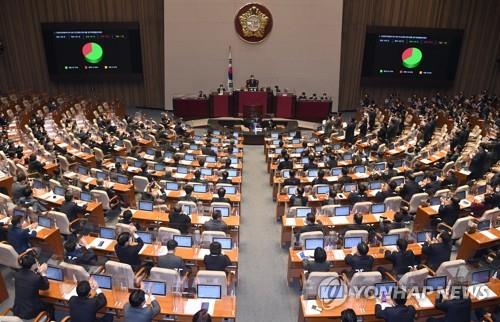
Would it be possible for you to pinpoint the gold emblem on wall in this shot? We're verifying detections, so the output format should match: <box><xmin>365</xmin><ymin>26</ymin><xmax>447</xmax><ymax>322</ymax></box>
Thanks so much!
<box><xmin>235</xmin><ymin>3</ymin><xmax>273</xmax><ymax>43</ymax></box>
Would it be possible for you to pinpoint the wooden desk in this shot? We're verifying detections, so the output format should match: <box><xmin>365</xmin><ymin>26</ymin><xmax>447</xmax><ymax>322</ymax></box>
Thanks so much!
<box><xmin>287</xmin><ymin>243</ymin><xmax>423</xmax><ymax>282</ymax></box>
<box><xmin>0</xmin><ymin>272</ymin><xmax>8</xmax><ymax>304</ymax></box>
<box><xmin>40</xmin><ymin>280</ymin><xmax>236</xmax><ymax>321</ymax></box>
<box><xmin>0</xmin><ymin>175</ymin><xmax>13</xmax><ymax>197</ymax></box>
<box><xmin>457</xmin><ymin>227</ymin><xmax>500</xmax><ymax>260</ymax></box>
<box><xmin>32</xmin><ymin>227</ymin><xmax>64</xmax><ymax>257</ymax></box>
<box><xmin>132</xmin><ymin>210</ymin><xmax>240</xmax><ymax>228</ymax></box>
<box><xmin>298</xmin><ymin>278</ymin><xmax>500</xmax><ymax>321</ymax></box>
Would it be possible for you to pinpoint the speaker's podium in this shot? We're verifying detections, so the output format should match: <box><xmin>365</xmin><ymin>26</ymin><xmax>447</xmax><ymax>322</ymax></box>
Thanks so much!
<box><xmin>235</xmin><ymin>91</ymin><xmax>271</xmax><ymax>117</ymax></box>
<box><xmin>211</xmin><ymin>92</ymin><xmax>231</xmax><ymax>117</ymax></box>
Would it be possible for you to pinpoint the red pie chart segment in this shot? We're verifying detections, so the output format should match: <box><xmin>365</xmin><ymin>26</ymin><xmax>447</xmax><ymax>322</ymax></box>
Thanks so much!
<box><xmin>82</xmin><ymin>42</ymin><xmax>103</xmax><ymax>64</ymax></box>
<box><xmin>401</xmin><ymin>47</ymin><xmax>422</xmax><ymax>69</ymax></box>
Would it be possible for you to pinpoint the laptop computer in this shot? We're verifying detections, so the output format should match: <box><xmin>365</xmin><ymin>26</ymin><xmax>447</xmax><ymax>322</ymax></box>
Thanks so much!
<box><xmin>382</xmin><ymin>234</ymin><xmax>399</xmax><ymax>251</ymax></box>
<box><xmin>46</xmin><ymin>266</ymin><xmax>64</xmax><ymax>281</ymax></box>
<box><xmin>296</xmin><ymin>207</ymin><xmax>312</xmax><ymax>218</ymax></box>
<box><xmin>37</xmin><ymin>216</ymin><xmax>52</xmax><ymax>228</ymax></box>
<box><xmin>138</xmin><ymin>200</ymin><xmax>154</xmax><ymax>211</ymax></box>
<box><xmin>353</xmin><ymin>166</ymin><xmax>366</xmax><ymax>174</ymax></box>
<box><xmin>193</xmin><ymin>184</ymin><xmax>208</xmax><ymax>193</ymax></box>
<box><xmin>90</xmin><ymin>274</ymin><xmax>112</xmax><ymax>289</ymax></box>
<box><xmin>99</xmin><ymin>227</ymin><xmax>115</xmax><ymax>239</ymax></box>
<box><xmin>425</xmin><ymin>276</ymin><xmax>447</xmax><ymax>291</ymax></box>
<box><xmin>287</xmin><ymin>186</ymin><xmax>297</xmax><ymax>196</ymax></box>
<box><xmin>318</xmin><ymin>285</ymin><xmax>344</xmax><ymax>300</ymax></box>
<box><xmin>331</xmin><ymin>168</ymin><xmax>342</xmax><ymax>176</ymax></box>
<box><xmin>173</xmin><ymin>235</ymin><xmax>193</xmax><ymax>248</ymax></box>
<box><xmin>143</xmin><ymin>280</ymin><xmax>166</xmax><ymax>296</ymax></box>
<box><xmin>154</xmin><ymin>163</ymin><xmax>166</xmax><ymax>171</ymax></box>
<box><xmin>224</xmin><ymin>186</ymin><xmax>237</xmax><ymax>194</ymax></box>
<box><xmin>343</xmin><ymin>183</ymin><xmax>358</xmax><ymax>193</ymax></box>
<box><xmin>116</xmin><ymin>174</ymin><xmax>129</xmax><ymax>184</ymax></box>
<box><xmin>165</xmin><ymin>182</ymin><xmax>179</xmax><ymax>191</ymax></box>
<box><xmin>213</xmin><ymin>237</ymin><xmax>233</xmax><ymax>250</ymax></box>
<box><xmin>371</xmin><ymin>203</ymin><xmax>385</xmax><ymax>214</ymax></box>
<box><xmin>54</xmin><ymin>186</ymin><xmax>65</xmax><ymax>196</ymax></box>
<box><xmin>200</xmin><ymin>168</ymin><xmax>212</xmax><ymax>176</ymax></box>
<box><xmin>136</xmin><ymin>231</ymin><xmax>153</xmax><ymax>244</ymax></box>
<box><xmin>344</xmin><ymin>237</ymin><xmax>362</xmax><ymax>248</ymax></box>
<box><xmin>197</xmin><ymin>284</ymin><xmax>222</xmax><ymax>299</ymax></box>
<box><xmin>477</xmin><ymin>220</ymin><xmax>491</xmax><ymax>231</ymax></box>
<box><xmin>304</xmin><ymin>238</ymin><xmax>324</xmax><ymax>250</ymax></box>
<box><xmin>316</xmin><ymin>185</ymin><xmax>330</xmax><ymax>194</ymax></box>
<box><xmin>213</xmin><ymin>206</ymin><xmax>230</xmax><ymax>217</ymax></box>
<box><xmin>80</xmin><ymin>191</ymin><xmax>92</xmax><ymax>202</ymax></box>
<box><xmin>334</xmin><ymin>206</ymin><xmax>350</xmax><ymax>217</ymax></box>
<box><xmin>369</xmin><ymin>181</ymin><xmax>383</xmax><ymax>190</ymax></box>
<box><xmin>13</xmin><ymin>208</ymin><xmax>26</xmax><ymax>217</ymax></box>
<box><xmin>471</xmin><ymin>269</ymin><xmax>490</xmax><ymax>285</ymax></box>
<box><xmin>307</xmin><ymin>169</ymin><xmax>319</xmax><ymax>178</ymax></box>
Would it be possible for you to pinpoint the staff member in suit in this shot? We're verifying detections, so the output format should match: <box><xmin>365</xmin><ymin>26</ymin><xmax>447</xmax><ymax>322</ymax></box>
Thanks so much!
<box><xmin>345</xmin><ymin>118</ymin><xmax>356</xmax><ymax>144</ymax></box>
<box><xmin>69</xmin><ymin>280</ymin><xmax>112</xmax><ymax>322</ymax></box>
<box><xmin>13</xmin><ymin>254</ymin><xmax>52</xmax><ymax>320</ymax></box>
<box><xmin>8</xmin><ymin>215</ymin><xmax>37</xmax><ymax>254</ymax></box>
<box><xmin>384</xmin><ymin>239</ymin><xmax>416</xmax><ymax>277</ymax></box>
<box><xmin>436</xmin><ymin>196</ymin><xmax>460</xmax><ymax>227</ymax></box>
<box><xmin>204</xmin><ymin>241</ymin><xmax>232</xmax><ymax>271</ymax></box>
<box><xmin>303</xmin><ymin>247</ymin><xmax>330</xmax><ymax>273</ymax></box>
<box><xmin>427</xmin><ymin>284</ymin><xmax>471</xmax><ymax>322</ymax></box>
<box><xmin>375</xmin><ymin>288</ymin><xmax>416</xmax><ymax>322</ymax></box>
<box><xmin>289</xmin><ymin>186</ymin><xmax>308</xmax><ymax>206</ymax></box>
<box><xmin>168</xmin><ymin>204</ymin><xmax>192</xmax><ymax>234</ymax></box>
<box><xmin>158</xmin><ymin>239</ymin><xmax>188</xmax><ymax>274</ymax></box>
<box><xmin>115</xmin><ymin>229</ymin><xmax>144</xmax><ymax>271</ymax></box>
<box><xmin>203</xmin><ymin>210</ymin><xmax>228</xmax><ymax>233</ymax></box>
<box><xmin>344</xmin><ymin>242</ymin><xmax>374</xmax><ymax>277</ymax></box>
<box><xmin>421</xmin><ymin>231</ymin><xmax>452</xmax><ymax>271</ymax></box>
<box><xmin>246</xmin><ymin>74</ymin><xmax>259</xmax><ymax>90</ymax></box>
<box><xmin>124</xmin><ymin>289</ymin><xmax>160</xmax><ymax>322</ymax></box>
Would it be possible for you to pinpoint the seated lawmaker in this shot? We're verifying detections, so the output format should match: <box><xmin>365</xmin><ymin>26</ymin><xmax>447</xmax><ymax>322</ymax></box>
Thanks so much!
<box><xmin>303</xmin><ymin>247</ymin><xmax>330</xmax><ymax>273</ymax></box>
<box><xmin>64</xmin><ymin>236</ymin><xmax>97</xmax><ymax>267</ymax></box>
<box><xmin>277</xmin><ymin>154</ymin><xmax>293</xmax><ymax>171</ymax></box>
<box><xmin>204</xmin><ymin>241</ymin><xmax>232</xmax><ymax>271</ymax></box>
<box><xmin>8</xmin><ymin>215</ymin><xmax>37</xmax><ymax>254</ymax></box>
<box><xmin>375</xmin><ymin>288</ymin><xmax>416</xmax><ymax>322</ymax></box>
<box><xmin>124</xmin><ymin>289</ymin><xmax>160</xmax><ymax>322</ymax></box>
<box><xmin>203</xmin><ymin>210</ymin><xmax>228</xmax><ymax>233</ymax></box>
<box><xmin>59</xmin><ymin>191</ymin><xmax>86</xmax><ymax>222</ymax></box>
<box><xmin>180</xmin><ymin>185</ymin><xmax>197</xmax><ymax>202</ymax></box>
<box><xmin>384</xmin><ymin>239</ymin><xmax>416</xmax><ymax>277</ymax></box>
<box><xmin>283</xmin><ymin>170</ymin><xmax>300</xmax><ymax>186</ymax></box>
<box><xmin>158</xmin><ymin>239</ymin><xmax>188</xmax><ymax>275</ymax></box>
<box><xmin>289</xmin><ymin>186</ymin><xmax>308</xmax><ymax>207</ymax></box>
<box><xmin>375</xmin><ymin>182</ymin><xmax>398</xmax><ymax>203</ymax></box>
<box><xmin>115</xmin><ymin>229</ymin><xmax>144</xmax><ymax>271</ymax></box>
<box><xmin>27</xmin><ymin>154</ymin><xmax>45</xmax><ymax>173</ymax></box>
<box><xmin>428</xmin><ymin>283</ymin><xmax>471</xmax><ymax>322</ymax></box>
<box><xmin>299</xmin><ymin>213</ymin><xmax>324</xmax><ymax>235</ymax></box>
<box><xmin>344</xmin><ymin>242</ymin><xmax>374</xmax><ymax>277</ymax></box>
<box><xmin>348</xmin><ymin>183</ymin><xmax>368</xmax><ymax>204</ymax></box>
<box><xmin>217</xmin><ymin>171</ymin><xmax>232</xmax><ymax>184</ymax></box>
<box><xmin>344</xmin><ymin>212</ymin><xmax>375</xmax><ymax>242</ymax></box>
<box><xmin>169</xmin><ymin>204</ymin><xmax>192</xmax><ymax>234</ymax></box>
<box><xmin>212</xmin><ymin>187</ymin><xmax>231</xmax><ymax>203</ymax></box>
<box><xmin>421</xmin><ymin>231</ymin><xmax>452</xmax><ymax>271</ymax></box>
<box><xmin>69</xmin><ymin>280</ymin><xmax>112</xmax><ymax>322</ymax></box>
<box><xmin>436</xmin><ymin>196</ymin><xmax>460</xmax><ymax>227</ymax></box>
<box><xmin>311</xmin><ymin>169</ymin><xmax>329</xmax><ymax>186</ymax></box>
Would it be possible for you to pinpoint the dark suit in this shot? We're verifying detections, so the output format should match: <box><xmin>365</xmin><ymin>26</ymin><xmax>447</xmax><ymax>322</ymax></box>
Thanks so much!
<box><xmin>158</xmin><ymin>253</ymin><xmax>188</xmax><ymax>273</ymax></box>
<box><xmin>115</xmin><ymin>237</ymin><xmax>144</xmax><ymax>269</ymax></box>
<box><xmin>212</xmin><ymin>197</ymin><xmax>231</xmax><ymax>203</ymax></box>
<box><xmin>290</xmin><ymin>195</ymin><xmax>308</xmax><ymax>206</ymax></box>
<box><xmin>284</xmin><ymin>178</ymin><xmax>300</xmax><ymax>186</ymax></box>
<box><xmin>338</xmin><ymin>175</ymin><xmax>353</xmax><ymax>185</ymax></box>
<box><xmin>383</xmin><ymin>169</ymin><xmax>399</xmax><ymax>181</ymax></box>
<box><xmin>375</xmin><ymin>190</ymin><xmax>397</xmax><ymax>203</ymax></box>
<box><xmin>204</xmin><ymin>254</ymin><xmax>232</xmax><ymax>271</ymax></box>
<box><xmin>28</xmin><ymin>159</ymin><xmax>45</xmax><ymax>173</ymax></box>
<box><xmin>344</xmin><ymin>254</ymin><xmax>374</xmax><ymax>275</ymax></box>
<box><xmin>277</xmin><ymin>160</ymin><xmax>293</xmax><ymax>171</ymax></box>
<box><xmin>8</xmin><ymin>225</ymin><xmax>36</xmax><ymax>254</ymax></box>
<box><xmin>12</xmin><ymin>181</ymin><xmax>28</xmax><ymax>202</ymax></box>
<box><xmin>400</xmin><ymin>180</ymin><xmax>421</xmax><ymax>202</ymax></box>
<box><xmin>59</xmin><ymin>200</ymin><xmax>86</xmax><ymax>222</ymax></box>
<box><xmin>69</xmin><ymin>293</ymin><xmax>109</xmax><ymax>322</ymax></box>
<box><xmin>203</xmin><ymin>219</ymin><xmax>228</xmax><ymax>232</ymax></box>
<box><xmin>384</xmin><ymin>250</ymin><xmax>416</xmax><ymax>275</ymax></box>
<box><xmin>422</xmin><ymin>181</ymin><xmax>440</xmax><ymax>196</ymax></box>
<box><xmin>304</xmin><ymin>260</ymin><xmax>330</xmax><ymax>273</ymax></box>
<box><xmin>348</xmin><ymin>192</ymin><xmax>368</xmax><ymax>204</ymax></box>
<box><xmin>311</xmin><ymin>178</ymin><xmax>329</xmax><ymax>186</ymax></box>
<box><xmin>438</xmin><ymin>203</ymin><xmax>460</xmax><ymax>227</ymax></box>
<box><xmin>168</xmin><ymin>211</ymin><xmax>191</xmax><ymax>234</ymax></box>
<box><xmin>421</xmin><ymin>242</ymin><xmax>452</xmax><ymax>271</ymax></box>
<box><xmin>375</xmin><ymin>303</ymin><xmax>416</xmax><ymax>322</ymax></box>
<box><xmin>299</xmin><ymin>223</ymin><xmax>324</xmax><ymax>235</ymax></box>
<box><xmin>345</xmin><ymin>121</ymin><xmax>356</xmax><ymax>144</ymax></box>
<box><xmin>13</xmin><ymin>268</ymin><xmax>50</xmax><ymax>319</ymax></box>
<box><xmin>428</xmin><ymin>296</ymin><xmax>471</xmax><ymax>322</ymax></box>
<box><xmin>123</xmin><ymin>300</ymin><xmax>160</xmax><ymax>322</ymax></box>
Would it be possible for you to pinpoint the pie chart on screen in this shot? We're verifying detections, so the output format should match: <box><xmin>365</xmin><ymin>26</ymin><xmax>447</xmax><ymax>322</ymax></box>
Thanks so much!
<box><xmin>401</xmin><ymin>47</ymin><xmax>422</xmax><ymax>69</ymax></box>
<box><xmin>82</xmin><ymin>42</ymin><xmax>103</xmax><ymax>64</ymax></box>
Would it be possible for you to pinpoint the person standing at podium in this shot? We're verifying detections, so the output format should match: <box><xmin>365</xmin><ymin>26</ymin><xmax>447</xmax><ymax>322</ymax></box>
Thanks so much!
<box><xmin>246</xmin><ymin>75</ymin><xmax>259</xmax><ymax>91</ymax></box>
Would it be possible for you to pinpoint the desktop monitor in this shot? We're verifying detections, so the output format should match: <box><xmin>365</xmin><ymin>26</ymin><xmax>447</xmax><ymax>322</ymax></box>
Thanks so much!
<box><xmin>136</xmin><ymin>231</ymin><xmax>153</xmax><ymax>244</ymax></box>
<box><xmin>369</xmin><ymin>181</ymin><xmax>383</xmax><ymax>190</ymax></box>
<box><xmin>213</xmin><ymin>237</ymin><xmax>232</xmax><ymax>250</ymax></box>
<box><xmin>46</xmin><ymin>266</ymin><xmax>64</xmax><ymax>281</ymax></box>
<box><xmin>477</xmin><ymin>220</ymin><xmax>491</xmax><ymax>231</ymax></box>
<box><xmin>425</xmin><ymin>276</ymin><xmax>447</xmax><ymax>291</ymax></box>
<box><xmin>165</xmin><ymin>182</ymin><xmax>179</xmax><ymax>191</ymax></box>
<box><xmin>173</xmin><ymin>235</ymin><xmax>193</xmax><ymax>248</ymax></box>
<box><xmin>471</xmin><ymin>270</ymin><xmax>490</xmax><ymax>285</ymax></box>
<box><xmin>154</xmin><ymin>163</ymin><xmax>165</xmax><ymax>171</ymax></box>
<box><xmin>177</xmin><ymin>166</ymin><xmax>188</xmax><ymax>174</ymax></box>
<box><xmin>78</xmin><ymin>166</ymin><xmax>89</xmax><ymax>175</ymax></box>
<box><xmin>224</xmin><ymin>186</ymin><xmax>237</xmax><ymax>194</ymax></box>
<box><xmin>343</xmin><ymin>183</ymin><xmax>357</xmax><ymax>193</ymax></box>
<box><xmin>80</xmin><ymin>191</ymin><xmax>92</xmax><ymax>202</ymax></box>
<box><xmin>96</xmin><ymin>171</ymin><xmax>107</xmax><ymax>180</ymax></box>
<box><xmin>143</xmin><ymin>280</ymin><xmax>166</xmax><ymax>296</ymax></box>
<box><xmin>344</xmin><ymin>237</ymin><xmax>362</xmax><ymax>248</ymax></box>
<box><xmin>197</xmin><ymin>284</ymin><xmax>222</xmax><ymax>299</ymax></box>
<box><xmin>13</xmin><ymin>208</ymin><xmax>26</xmax><ymax>217</ymax></box>
<box><xmin>331</xmin><ymin>168</ymin><xmax>342</xmax><ymax>176</ymax></box>
<box><xmin>371</xmin><ymin>203</ymin><xmax>385</xmax><ymax>214</ymax></box>
<box><xmin>316</xmin><ymin>186</ymin><xmax>330</xmax><ymax>194</ymax></box>
<box><xmin>138</xmin><ymin>200</ymin><xmax>154</xmax><ymax>211</ymax></box>
<box><xmin>200</xmin><ymin>168</ymin><xmax>212</xmax><ymax>176</ymax></box>
<box><xmin>117</xmin><ymin>174</ymin><xmax>129</xmax><ymax>184</ymax></box>
<box><xmin>382</xmin><ymin>234</ymin><xmax>399</xmax><ymax>246</ymax></box>
<box><xmin>455</xmin><ymin>190</ymin><xmax>466</xmax><ymax>200</ymax></box>
<box><xmin>354</xmin><ymin>166</ymin><xmax>366</xmax><ymax>174</ymax></box>
<box><xmin>374</xmin><ymin>282</ymin><xmax>397</xmax><ymax>297</ymax></box>
<box><xmin>32</xmin><ymin>179</ymin><xmax>43</xmax><ymax>190</ymax></box>
<box><xmin>319</xmin><ymin>285</ymin><xmax>344</xmax><ymax>300</ymax></box>
<box><xmin>54</xmin><ymin>186</ymin><xmax>65</xmax><ymax>196</ymax></box>
<box><xmin>99</xmin><ymin>227</ymin><xmax>115</xmax><ymax>239</ymax></box>
<box><xmin>193</xmin><ymin>184</ymin><xmax>208</xmax><ymax>193</ymax></box>
<box><xmin>335</xmin><ymin>206</ymin><xmax>350</xmax><ymax>217</ymax></box>
<box><xmin>213</xmin><ymin>207</ymin><xmax>230</xmax><ymax>217</ymax></box>
<box><xmin>476</xmin><ymin>185</ymin><xmax>487</xmax><ymax>195</ymax></box>
<box><xmin>90</xmin><ymin>274</ymin><xmax>112</xmax><ymax>289</ymax></box>
<box><xmin>287</xmin><ymin>186</ymin><xmax>297</xmax><ymax>196</ymax></box>
<box><xmin>296</xmin><ymin>207</ymin><xmax>311</xmax><ymax>218</ymax></box>
<box><xmin>304</xmin><ymin>238</ymin><xmax>324</xmax><ymax>250</ymax></box>
<box><xmin>37</xmin><ymin>216</ymin><xmax>52</xmax><ymax>228</ymax></box>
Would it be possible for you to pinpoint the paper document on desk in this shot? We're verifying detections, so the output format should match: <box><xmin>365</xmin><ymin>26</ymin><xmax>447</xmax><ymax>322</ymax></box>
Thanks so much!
<box><xmin>157</xmin><ymin>246</ymin><xmax>168</xmax><ymax>256</ymax></box>
<box><xmin>333</xmin><ymin>249</ymin><xmax>345</xmax><ymax>260</ymax></box>
<box><xmin>414</xmin><ymin>294</ymin><xmax>434</xmax><ymax>308</ymax></box>
<box><xmin>197</xmin><ymin>248</ymin><xmax>210</xmax><ymax>259</ymax></box>
<box><xmin>430</xmin><ymin>205</ymin><xmax>440</xmax><ymax>212</ymax></box>
<box><xmin>304</xmin><ymin>300</ymin><xmax>322</xmax><ymax>315</ymax></box>
<box><xmin>385</xmin><ymin>246</ymin><xmax>398</xmax><ymax>252</ymax></box>
<box><xmin>331</xmin><ymin>217</ymin><xmax>349</xmax><ymax>225</ymax></box>
<box><xmin>89</xmin><ymin>238</ymin><xmax>113</xmax><ymax>250</ymax></box>
<box><xmin>356</xmin><ymin>173</ymin><xmax>370</xmax><ymax>179</ymax></box>
<box><xmin>63</xmin><ymin>286</ymin><xmax>78</xmax><ymax>300</ymax></box>
<box><xmin>34</xmin><ymin>226</ymin><xmax>45</xmax><ymax>233</ymax></box>
<box><xmin>193</xmin><ymin>215</ymin><xmax>210</xmax><ymax>224</ymax></box>
<box><xmin>126</xmin><ymin>166</ymin><xmax>140</xmax><ymax>173</ymax></box>
<box><xmin>75</xmin><ymin>200</ymin><xmax>87</xmax><ymax>208</ymax></box>
<box><xmin>480</xmin><ymin>230</ymin><xmax>498</xmax><ymax>240</ymax></box>
<box><xmin>285</xmin><ymin>218</ymin><xmax>299</xmax><ymax>226</ymax></box>
<box><xmin>468</xmin><ymin>285</ymin><xmax>497</xmax><ymax>300</ymax></box>
<box><xmin>184</xmin><ymin>299</ymin><xmax>215</xmax><ymax>315</ymax></box>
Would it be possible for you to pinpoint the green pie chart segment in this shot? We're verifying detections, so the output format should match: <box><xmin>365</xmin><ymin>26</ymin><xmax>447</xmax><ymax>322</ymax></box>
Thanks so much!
<box><xmin>82</xmin><ymin>42</ymin><xmax>103</xmax><ymax>64</ymax></box>
<box><xmin>401</xmin><ymin>47</ymin><xmax>422</xmax><ymax>69</ymax></box>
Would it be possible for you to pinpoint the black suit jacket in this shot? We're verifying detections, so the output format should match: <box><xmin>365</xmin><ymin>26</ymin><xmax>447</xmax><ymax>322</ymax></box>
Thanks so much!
<box><xmin>69</xmin><ymin>293</ymin><xmax>107</xmax><ymax>322</ymax></box>
<box><xmin>115</xmin><ymin>237</ymin><xmax>144</xmax><ymax>268</ymax></box>
<box><xmin>438</xmin><ymin>203</ymin><xmax>460</xmax><ymax>227</ymax></box>
<box><xmin>169</xmin><ymin>212</ymin><xmax>192</xmax><ymax>234</ymax></box>
<box><xmin>375</xmin><ymin>304</ymin><xmax>416</xmax><ymax>322</ymax></box>
<box><xmin>434</xmin><ymin>296</ymin><xmax>471</xmax><ymax>322</ymax></box>
<box><xmin>277</xmin><ymin>160</ymin><xmax>293</xmax><ymax>170</ymax></box>
<box><xmin>13</xmin><ymin>269</ymin><xmax>50</xmax><ymax>319</ymax></box>
<box><xmin>59</xmin><ymin>200</ymin><xmax>86</xmax><ymax>222</ymax></box>
<box><xmin>204</xmin><ymin>254</ymin><xmax>232</xmax><ymax>271</ymax></box>
<box><xmin>375</xmin><ymin>190</ymin><xmax>397</xmax><ymax>203</ymax></box>
<box><xmin>400</xmin><ymin>181</ymin><xmax>421</xmax><ymax>202</ymax></box>
<box><xmin>344</xmin><ymin>254</ymin><xmax>374</xmax><ymax>274</ymax></box>
<box><xmin>421</xmin><ymin>242</ymin><xmax>452</xmax><ymax>271</ymax></box>
<box><xmin>284</xmin><ymin>178</ymin><xmax>300</xmax><ymax>186</ymax></box>
<box><xmin>384</xmin><ymin>250</ymin><xmax>416</xmax><ymax>275</ymax></box>
<box><xmin>345</xmin><ymin>122</ymin><xmax>356</xmax><ymax>143</ymax></box>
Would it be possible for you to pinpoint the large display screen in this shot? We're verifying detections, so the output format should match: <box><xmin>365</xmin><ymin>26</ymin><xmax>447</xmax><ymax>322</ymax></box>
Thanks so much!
<box><xmin>361</xmin><ymin>26</ymin><xmax>463</xmax><ymax>86</ymax></box>
<box><xmin>41</xmin><ymin>22</ymin><xmax>143</xmax><ymax>81</ymax></box>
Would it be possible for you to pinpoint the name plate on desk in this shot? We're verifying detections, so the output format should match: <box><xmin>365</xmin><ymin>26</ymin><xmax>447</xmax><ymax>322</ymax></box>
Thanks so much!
<box><xmin>333</xmin><ymin>249</ymin><xmax>345</xmax><ymax>260</ymax></box>
<box><xmin>331</xmin><ymin>217</ymin><xmax>349</xmax><ymax>225</ymax></box>
<box><xmin>480</xmin><ymin>230</ymin><xmax>498</xmax><ymax>240</ymax></box>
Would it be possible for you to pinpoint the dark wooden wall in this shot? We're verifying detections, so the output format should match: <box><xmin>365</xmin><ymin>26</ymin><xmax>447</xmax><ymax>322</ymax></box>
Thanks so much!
<box><xmin>0</xmin><ymin>0</ymin><xmax>164</xmax><ymax>109</ymax></box>
<box><xmin>339</xmin><ymin>0</ymin><xmax>500</xmax><ymax>110</ymax></box>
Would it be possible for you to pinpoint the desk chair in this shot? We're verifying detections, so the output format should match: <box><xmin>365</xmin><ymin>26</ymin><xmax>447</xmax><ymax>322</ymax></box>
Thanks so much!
<box><xmin>177</xmin><ymin>201</ymin><xmax>197</xmax><ymax>214</ymax></box>
<box><xmin>352</xmin><ymin>201</ymin><xmax>372</xmax><ymax>214</ymax></box>
<box><xmin>123</xmin><ymin>139</ymin><xmax>133</xmax><ymax>154</ymax></box>
<box><xmin>157</xmin><ymin>227</ymin><xmax>181</xmax><ymax>244</ymax></box>
<box><xmin>149</xmin><ymin>267</ymin><xmax>184</xmax><ymax>292</ymax></box>
<box><xmin>299</xmin><ymin>231</ymin><xmax>324</xmax><ymax>247</ymax></box>
<box><xmin>201</xmin><ymin>231</ymin><xmax>226</xmax><ymax>248</ymax></box>
<box><xmin>115</xmin><ymin>223</ymin><xmax>134</xmax><ymax>235</ymax></box>
<box><xmin>384</xmin><ymin>196</ymin><xmax>402</xmax><ymax>212</ymax></box>
<box><xmin>67</xmin><ymin>185</ymin><xmax>82</xmax><ymax>199</ymax></box>
<box><xmin>479</xmin><ymin>208</ymin><xmax>500</xmax><ymax>226</ymax></box>
<box><xmin>93</xmin><ymin>147</ymin><xmax>109</xmax><ymax>164</ymax></box>
<box><xmin>210</xmin><ymin>202</ymin><xmax>232</xmax><ymax>216</ymax></box>
<box><xmin>442</xmin><ymin>161</ymin><xmax>455</xmax><ymax>175</ymax></box>
<box><xmin>434</xmin><ymin>189</ymin><xmax>451</xmax><ymax>197</ymax></box>
<box><xmin>6</xmin><ymin>159</ymin><xmax>17</xmax><ymax>176</ymax></box>
<box><xmin>455</xmin><ymin>185</ymin><xmax>470</xmax><ymax>194</ymax></box>
<box><xmin>301</xmin><ymin>272</ymin><xmax>340</xmax><ymax>299</ymax></box>
<box><xmin>194</xmin><ymin>270</ymin><xmax>231</xmax><ymax>297</ymax></box>
<box><xmin>438</xmin><ymin>215</ymin><xmax>474</xmax><ymax>245</ymax></box>
<box><xmin>103</xmin><ymin>261</ymin><xmax>143</xmax><ymax>289</ymax></box>
<box><xmin>49</xmin><ymin>179</ymin><xmax>62</xmax><ymax>190</ymax></box>
<box><xmin>430</xmin><ymin>259</ymin><xmax>467</xmax><ymax>282</ymax></box>
<box><xmin>91</xmin><ymin>190</ymin><xmax>119</xmax><ymax>212</ymax></box>
<box><xmin>0</xmin><ymin>193</ymin><xmax>16</xmax><ymax>215</ymax></box>
<box><xmin>406</xmin><ymin>192</ymin><xmax>429</xmax><ymax>213</ymax></box>
<box><xmin>59</xmin><ymin>262</ymin><xmax>90</xmax><ymax>282</ymax></box>
<box><xmin>0</xmin><ymin>242</ymin><xmax>23</xmax><ymax>270</ymax></box>
<box><xmin>48</xmin><ymin>210</ymin><xmax>86</xmax><ymax>236</ymax></box>
<box><xmin>348</xmin><ymin>271</ymin><xmax>382</xmax><ymax>295</ymax></box>
<box><xmin>312</xmin><ymin>184</ymin><xmax>329</xmax><ymax>195</ymax></box>
<box><xmin>344</xmin><ymin>230</ymin><xmax>369</xmax><ymax>243</ymax></box>
<box><xmin>132</xmin><ymin>175</ymin><xmax>149</xmax><ymax>193</ymax></box>
<box><xmin>393</xmin><ymin>267</ymin><xmax>429</xmax><ymax>290</ymax></box>
<box><xmin>387</xmin><ymin>228</ymin><xmax>411</xmax><ymax>240</ymax></box>
<box><xmin>389</xmin><ymin>176</ymin><xmax>405</xmax><ymax>186</ymax></box>
<box><xmin>0</xmin><ymin>308</ymin><xmax>50</xmax><ymax>322</ymax></box>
